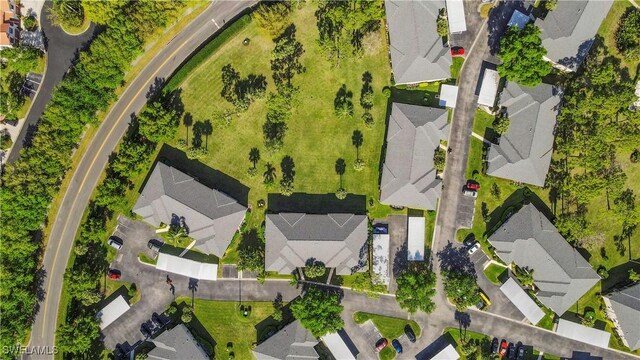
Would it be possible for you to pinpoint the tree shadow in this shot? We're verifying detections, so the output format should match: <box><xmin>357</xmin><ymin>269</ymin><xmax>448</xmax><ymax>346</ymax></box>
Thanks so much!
<box><xmin>254</xmin><ymin>300</ymin><xmax>296</xmax><ymax>344</ymax></box>
<box><xmin>556</xmin><ymin>39</ymin><xmax>593</xmax><ymax>72</ymax></box>
<box><xmin>192</xmin><ymin>120</ymin><xmax>213</xmax><ymax>150</ymax></box>
<box><xmin>146</xmin><ymin>76</ymin><xmax>166</xmax><ymax>99</ymax></box>
<box><xmin>280</xmin><ymin>155</ymin><xmax>295</xmax><ymax>182</ymax></box>
<box><xmin>267</xmin><ymin>193</ymin><xmax>366</xmax><ymax>215</ymax></box>
<box><xmin>334</xmin><ymin>84</ymin><xmax>354</xmax><ymax>117</ymax></box>
<box><xmin>486</xmin><ymin>1</ymin><xmax>526</xmax><ymax>55</ymax></box>
<box><xmin>437</xmin><ymin>242</ymin><xmax>476</xmax><ymax>277</ymax></box>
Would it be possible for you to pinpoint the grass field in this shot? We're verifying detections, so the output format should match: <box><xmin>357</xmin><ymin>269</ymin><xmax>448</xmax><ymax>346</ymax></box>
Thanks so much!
<box><xmin>353</xmin><ymin>312</ymin><xmax>421</xmax><ymax>339</ymax></box>
<box><xmin>597</xmin><ymin>1</ymin><xmax>639</xmax><ymax>79</ymax></box>
<box><xmin>167</xmin><ymin>5</ymin><xmax>393</xmax><ymax>264</ymax></box>
<box><xmin>482</xmin><ymin>263</ymin><xmax>507</xmax><ymax>285</ymax></box>
<box><xmin>189</xmin><ymin>299</ymin><xmax>288</xmax><ymax>360</ymax></box>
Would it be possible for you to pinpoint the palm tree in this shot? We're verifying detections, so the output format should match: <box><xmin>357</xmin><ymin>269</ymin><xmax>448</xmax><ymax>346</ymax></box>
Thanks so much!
<box><xmin>335</xmin><ymin>158</ymin><xmax>346</xmax><ymax>188</ymax></box>
<box><xmin>263</xmin><ymin>162</ymin><xmax>276</xmax><ymax>184</ymax></box>
<box><xmin>249</xmin><ymin>147</ymin><xmax>260</xmax><ymax>169</ymax></box>
<box><xmin>351</xmin><ymin>130</ymin><xmax>363</xmax><ymax>160</ymax></box>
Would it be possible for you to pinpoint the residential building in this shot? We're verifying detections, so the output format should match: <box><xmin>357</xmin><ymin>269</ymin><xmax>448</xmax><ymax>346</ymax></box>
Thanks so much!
<box><xmin>133</xmin><ymin>162</ymin><xmax>247</xmax><ymax>257</ymax></box>
<box><xmin>487</xmin><ymin>203</ymin><xmax>600</xmax><ymax>315</ymax></box>
<box><xmin>96</xmin><ymin>295</ymin><xmax>130</xmax><ymax>330</ymax></box>
<box><xmin>534</xmin><ymin>0</ymin><xmax>613</xmax><ymax>71</ymax></box>
<box><xmin>147</xmin><ymin>324</ymin><xmax>209</xmax><ymax>360</ymax></box>
<box><xmin>604</xmin><ymin>283</ymin><xmax>640</xmax><ymax>351</ymax></box>
<box><xmin>253</xmin><ymin>320</ymin><xmax>319</xmax><ymax>360</ymax></box>
<box><xmin>385</xmin><ymin>0</ymin><xmax>452</xmax><ymax>83</ymax></box>
<box><xmin>1</xmin><ymin>0</ymin><xmax>19</xmax><ymax>49</ymax></box>
<box><xmin>380</xmin><ymin>103</ymin><xmax>449</xmax><ymax>209</ymax></box>
<box><xmin>486</xmin><ymin>81</ymin><xmax>561</xmax><ymax>187</ymax></box>
<box><xmin>265</xmin><ymin>213</ymin><xmax>368</xmax><ymax>275</ymax></box>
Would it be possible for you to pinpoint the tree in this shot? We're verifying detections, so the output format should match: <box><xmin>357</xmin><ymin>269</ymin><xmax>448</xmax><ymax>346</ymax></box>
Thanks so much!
<box><xmin>629</xmin><ymin>269</ymin><xmax>640</xmax><ymax>282</ymax></box>
<box><xmin>436</xmin><ymin>9</ymin><xmax>448</xmax><ymax>37</ymax></box>
<box><xmin>490</xmin><ymin>183</ymin><xmax>501</xmax><ymax>200</ymax></box>
<box><xmin>291</xmin><ymin>286</ymin><xmax>344</xmax><ymax>338</ymax></box>
<box><xmin>360</xmin><ymin>71</ymin><xmax>374</xmax><ymax>111</ymax></box>
<box><xmin>56</xmin><ymin>315</ymin><xmax>100</xmax><ymax>355</ymax></box>
<box><xmin>395</xmin><ymin>265</ymin><xmax>437</xmax><ymax>314</ymax></box>
<box><xmin>252</xmin><ymin>2</ymin><xmax>292</xmax><ymax>37</ymax></box>
<box><xmin>304</xmin><ymin>261</ymin><xmax>326</xmax><ymax>279</ymax></box>
<box><xmin>351</xmin><ymin>130</ymin><xmax>363</xmax><ymax>161</ymax></box>
<box><xmin>544</xmin><ymin>0</ymin><xmax>558</xmax><ymax>11</ymax></box>
<box><xmin>362</xmin><ymin>112</ymin><xmax>374</xmax><ymax>128</ymax></box>
<box><xmin>272</xmin><ymin>294</ymin><xmax>284</xmax><ymax>321</ymax></box>
<box><xmin>334</xmin><ymin>84</ymin><xmax>354</xmax><ymax>118</ymax></box>
<box><xmin>82</xmin><ymin>0</ymin><xmax>128</xmax><ymax>24</ymax></box>
<box><xmin>335</xmin><ymin>158</ymin><xmax>346</xmax><ymax>189</ymax></box>
<box><xmin>49</xmin><ymin>0</ymin><xmax>85</xmax><ymax>29</ymax></box>
<box><xmin>616</xmin><ymin>8</ymin><xmax>640</xmax><ymax>61</ymax></box>
<box><xmin>249</xmin><ymin>147</ymin><xmax>260</xmax><ymax>169</ymax></box>
<box><xmin>631</xmin><ymin>149</ymin><xmax>640</xmax><ymax>163</ymax></box>
<box><xmin>271</xmin><ymin>25</ymin><xmax>305</xmax><ymax>90</ymax></box>
<box><xmin>614</xmin><ymin>189</ymin><xmax>638</xmax><ymax>228</ymax></box>
<box><xmin>433</xmin><ymin>148</ymin><xmax>446</xmax><ymax>172</ymax></box>
<box><xmin>555</xmin><ymin>212</ymin><xmax>589</xmax><ymax>244</ymax></box>
<box><xmin>263</xmin><ymin>162</ymin><xmax>277</xmax><ymax>185</ymax></box>
<box><xmin>442</xmin><ymin>270</ymin><xmax>481</xmax><ymax>311</ymax></box>
<box><xmin>181</xmin><ymin>307</ymin><xmax>193</xmax><ymax>323</ymax></box>
<box><xmin>492</xmin><ymin>113</ymin><xmax>510</xmax><ymax>135</ymax></box>
<box><xmin>335</xmin><ymin>188</ymin><xmax>347</xmax><ymax>200</ymax></box>
<box><xmin>512</xmin><ymin>264</ymin><xmax>535</xmax><ymax>288</ymax></box>
<box><xmin>138</xmin><ymin>101</ymin><xmax>179</xmax><ymax>143</ymax></box>
<box><xmin>263</xmin><ymin>119</ymin><xmax>288</xmax><ymax>150</ymax></box>
<box><xmin>238</xmin><ymin>247</ymin><xmax>264</xmax><ymax>272</ymax></box>
<box><xmin>497</xmin><ymin>24</ymin><xmax>552</xmax><ymax>86</ymax></box>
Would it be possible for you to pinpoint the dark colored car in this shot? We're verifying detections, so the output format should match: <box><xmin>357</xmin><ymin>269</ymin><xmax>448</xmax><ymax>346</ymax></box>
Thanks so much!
<box><xmin>140</xmin><ymin>323</ymin><xmax>152</xmax><ymax>338</ymax></box>
<box><xmin>517</xmin><ymin>344</ymin><xmax>525</xmax><ymax>360</ymax></box>
<box><xmin>508</xmin><ymin>343</ymin><xmax>516</xmax><ymax>359</ymax></box>
<box><xmin>404</xmin><ymin>325</ymin><xmax>416</xmax><ymax>343</ymax></box>
<box><xmin>375</xmin><ymin>338</ymin><xmax>388</xmax><ymax>352</ymax></box>
<box><xmin>491</xmin><ymin>337</ymin><xmax>499</xmax><ymax>354</ymax></box>
<box><xmin>451</xmin><ymin>46</ymin><xmax>465</xmax><ymax>56</ymax></box>
<box><xmin>151</xmin><ymin>313</ymin><xmax>164</xmax><ymax>327</ymax></box>
<box><xmin>391</xmin><ymin>339</ymin><xmax>403</xmax><ymax>353</ymax></box>
<box><xmin>373</xmin><ymin>224</ymin><xmax>388</xmax><ymax>235</ymax></box>
<box><xmin>107</xmin><ymin>269</ymin><xmax>121</xmax><ymax>280</ymax></box>
<box><xmin>499</xmin><ymin>340</ymin><xmax>508</xmax><ymax>357</ymax></box>
<box><xmin>147</xmin><ymin>239</ymin><xmax>164</xmax><ymax>252</ymax></box>
<box><xmin>463</xmin><ymin>234</ymin><xmax>476</xmax><ymax>247</ymax></box>
<box><xmin>466</xmin><ymin>180</ymin><xmax>480</xmax><ymax>190</ymax></box>
<box><xmin>107</xmin><ymin>236</ymin><xmax>123</xmax><ymax>250</ymax></box>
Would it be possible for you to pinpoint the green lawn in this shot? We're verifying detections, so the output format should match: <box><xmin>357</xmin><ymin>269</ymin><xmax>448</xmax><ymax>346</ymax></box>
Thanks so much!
<box><xmin>445</xmin><ymin>328</ymin><xmax>560</xmax><ymax>359</ymax></box>
<box><xmin>353</xmin><ymin>312</ymin><xmax>421</xmax><ymax>339</ymax></box>
<box><xmin>451</xmin><ymin>57</ymin><xmax>464</xmax><ymax>81</ymax></box>
<box><xmin>169</xmin><ymin>5</ymin><xmax>393</xmax><ymax>241</ymax></box>
<box><xmin>471</xmin><ymin>109</ymin><xmax>496</xmax><ymax>142</ymax></box>
<box><xmin>596</xmin><ymin>0</ymin><xmax>639</xmax><ymax>79</ymax></box>
<box><xmin>188</xmin><ymin>299</ymin><xmax>288</xmax><ymax>360</ymax></box>
<box><xmin>482</xmin><ymin>263</ymin><xmax>507</xmax><ymax>285</ymax></box>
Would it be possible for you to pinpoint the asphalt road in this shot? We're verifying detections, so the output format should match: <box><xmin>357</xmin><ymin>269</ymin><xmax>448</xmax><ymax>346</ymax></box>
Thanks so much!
<box><xmin>7</xmin><ymin>1</ymin><xmax>96</xmax><ymax>163</ymax></box>
<box><xmin>26</xmin><ymin>2</ymin><xmax>256</xmax><ymax>358</ymax></box>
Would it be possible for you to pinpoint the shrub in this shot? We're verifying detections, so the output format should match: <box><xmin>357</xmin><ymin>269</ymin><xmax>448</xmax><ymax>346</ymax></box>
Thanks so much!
<box><xmin>336</xmin><ymin>188</ymin><xmax>347</xmax><ymax>200</ymax></box>
<box><xmin>581</xmin><ymin>310</ymin><xmax>596</xmax><ymax>327</ymax></box>
<box><xmin>382</xmin><ymin>87</ymin><xmax>391</xmax><ymax>98</ymax></box>
<box><xmin>1</xmin><ymin>132</ymin><xmax>13</xmax><ymax>150</ymax></box>
<box><xmin>616</xmin><ymin>8</ymin><xmax>640</xmax><ymax>61</ymax></box>
<box><xmin>436</xmin><ymin>9</ymin><xmax>448</xmax><ymax>37</ymax></box>
<box><xmin>247</xmin><ymin>167</ymin><xmax>258</xmax><ymax>177</ymax></box>
<box><xmin>181</xmin><ymin>307</ymin><xmax>193</xmax><ymax>323</ymax></box>
<box><xmin>597</xmin><ymin>266</ymin><xmax>609</xmax><ymax>279</ymax></box>
<box><xmin>23</xmin><ymin>16</ymin><xmax>38</xmax><ymax>31</ymax></box>
<box><xmin>544</xmin><ymin>0</ymin><xmax>557</xmax><ymax>11</ymax></box>
<box><xmin>630</xmin><ymin>149</ymin><xmax>639</xmax><ymax>163</ymax></box>
<box><xmin>353</xmin><ymin>159</ymin><xmax>365</xmax><ymax>171</ymax></box>
<box><xmin>362</xmin><ymin>112</ymin><xmax>374</xmax><ymax>128</ymax></box>
<box><xmin>433</xmin><ymin>148</ymin><xmax>446</xmax><ymax>172</ymax></box>
<box><xmin>492</xmin><ymin>113</ymin><xmax>510</xmax><ymax>135</ymax></box>
<box><xmin>304</xmin><ymin>262</ymin><xmax>326</xmax><ymax>279</ymax></box>
<box><xmin>128</xmin><ymin>283</ymin><xmax>137</xmax><ymax>298</ymax></box>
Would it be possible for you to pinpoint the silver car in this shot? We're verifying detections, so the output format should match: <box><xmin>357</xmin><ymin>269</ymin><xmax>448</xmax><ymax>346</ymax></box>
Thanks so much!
<box><xmin>462</xmin><ymin>189</ymin><xmax>478</xmax><ymax>198</ymax></box>
<box><xmin>107</xmin><ymin>236</ymin><xmax>123</xmax><ymax>250</ymax></box>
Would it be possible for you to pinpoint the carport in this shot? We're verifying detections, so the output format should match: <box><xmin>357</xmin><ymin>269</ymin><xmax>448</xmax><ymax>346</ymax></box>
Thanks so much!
<box><xmin>499</xmin><ymin>277</ymin><xmax>545</xmax><ymax>324</ymax></box>
<box><xmin>156</xmin><ymin>253</ymin><xmax>218</xmax><ymax>281</ymax></box>
<box><xmin>96</xmin><ymin>295</ymin><xmax>130</xmax><ymax>330</ymax></box>
<box><xmin>556</xmin><ymin>319</ymin><xmax>610</xmax><ymax>349</ymax></box>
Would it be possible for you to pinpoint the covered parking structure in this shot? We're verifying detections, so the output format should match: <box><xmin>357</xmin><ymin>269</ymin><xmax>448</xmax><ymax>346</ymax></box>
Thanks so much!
<box><xmin>499</xmin><ymin>277</ymin><xmax>545</xmax><ymax>324</ymax></box>
<box><xmin>96</xmin><ymin>295</ymin><xmax>130</xmax><ymax>330</ymax></box>
<box><xmin>155</xmin><ymin>253</ymin><xmax>218</xmax><ymax>281</ymax></box>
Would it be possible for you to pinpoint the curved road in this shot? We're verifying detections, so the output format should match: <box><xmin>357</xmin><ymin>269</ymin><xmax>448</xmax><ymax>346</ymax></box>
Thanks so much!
<box><xmin>7</xmin><ymin>1</ymin><xmax>96</xmax><ymax>163</ymax></box>
<box><xmin>27</xmin><ymin>1</ymin><xmax>255</xmax><ymax>357</ymax></box>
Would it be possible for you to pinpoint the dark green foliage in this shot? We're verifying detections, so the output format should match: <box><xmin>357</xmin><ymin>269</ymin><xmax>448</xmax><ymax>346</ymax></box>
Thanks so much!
<box><xmin>252</xmin><ymin>1</ymin><xmax>292</xmax><ymax>37</ymax></box>
<box><xmin>49</xmin><ymin>0</ymin><xmax>85</xmax><ymax>28</ymax></box>
<box><xmin>0</xmin><ymin>71</ymin><xmax>26</xmax><ymax>120</ymax></box>
<box><xmin>220</xmin><ymin>64</ymin><xmax>267</xmax><ymax>111</ymax></box>
<box><xmin>81</xmin><ymin>0</ymin><xmax>128</xmax><ymax>25</ymax></box>
<box><xmin>271</xmin><ymin>24</ymin><xmax>305</xmax><ymax>91</ymax></box>
<box><xmin>56</xmin><ymin>314</ymin><xmax>100</xmax><ymax>355</ymax></box>
<box><xmin>304</xmin><ymin>260</ymin><xmax>326</xmax><ymax>279</ymax></box>
<box><xmin>395</xmin><ymin>264</ymin><xmax>437</xmax><ymax>314</ymax></box>
<box><xmin>492</xmin><ymin>113</ymin><xmax>509</xmax><ymax>135</ymax></box>
<box><xmin>263</xmin><ymin>162</ymin><xmax>277</xmax><ymax>184</ymax></box>
<box><xmin>631</xmin><ymin>149</ymin><xmax>640</xmax><ymax>163</ymax></box>
<box><xmin>616</xmin><ymin>8</ymin><xmax>640</xmax><ymax>61</ymax></box>
<box><xmin>436</xmin><ymin>9</ymin><xmax>448</xmax><ymax>37</ymax></box>
<box><xmin>351</xmin><ymin>130</ymin><xmax>363</xmax><ymax>160</ymax></box>
<box><xmin>335</xmin><ymin>158</ymin><xmax>346</xmax><ymax>189</ymax></box>
<box><xmin>433</xmin><ymin>147</ymin><xmax>446</xmax><ymax>172</ymax></box>
<box><xmin>442</xmin><ymin>270</ymin><xmax>481</xmax><ymax>311</ymax></box>
<box><xmin>315</xmin><ymin>0</ymin><xmax>384</xmax><ymax>65</ymax></box>
<box><xmin>1</xmin><ymin>131</ymin><xmax>13</xmax><ymax>150</ymax></box>
<box><xmin>334</xmin><ymin>84</ymin><xmax>354</xmax><ymax>118</ymax></box>
<box><xmin>291</xmin><ymin>286</ymin><xmax>344</xmax><ymax>338</ymax></box>
<box><xmin>360</xmin><ymin>71</ymin><xmax>374</xmax><ymax>111</ymax></box>
<box><xmin>279</xmin><ymin>155</ymin><xmax>295</xmax><ymax>195</ymax></box>
<box><xmin>23</xmin><ymin>15</ymin><xmax>38</xmax><ymax>30</ymax></box>
<box><xmin>249</xmin><ymin>147</ymin><xmax>260</xmax><ymax>169</ymax></box>
<box><xmin>544</xmin><ymin>0</ymin><xmax>557</xmax><ymax>11</ymax></box>
<box><xmin>263</xmin><ymin>119</ymin><xmax>288</xmax><ymax>150</ymax></box>
<box><xmin>497</xmin><ymin>24</ymin><xmax>551</xmax><ymax>86</ymax></box>
<box><xmin>0</xmin><ymin>1</ymin><xmax>181</xmax><ymax>349</ymax></box>
<box><xmin>512</xmin><ymin>264</ymin><xmax>535</xmax><ymax>287</ymax></box>
<box><xmin>138</xmin><ymin>100</ymin><xmax>180</xmax><ymax>143</ymax></box>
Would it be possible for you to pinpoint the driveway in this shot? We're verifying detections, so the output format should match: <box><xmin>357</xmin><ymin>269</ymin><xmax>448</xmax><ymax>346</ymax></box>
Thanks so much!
<box><xmin>7</xmin><ymin>0</ymin><xmax>97</xmax><ymax>163</ymax></box>
<box><xmin>375</xmin><ymin>215</ymin><xmax>408</xmax><ymax>294</ymax></box>
<box><xmin>449</xmin><ymin>0</ymin><xmax>485</xmax><ymax>50</ymax></box>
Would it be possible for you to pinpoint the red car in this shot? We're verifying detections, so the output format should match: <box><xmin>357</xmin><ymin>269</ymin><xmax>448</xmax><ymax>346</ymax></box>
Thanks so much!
<box><xmin>107</xmin><ymin>269</ymin><xmax>121</xmax><ymax>280</ymax></box>
<box><xmin>375</xmin><ymin>338</ymin><xmax>388</xmax><ymax>352</ymax></box>
<box><xmin>451</xmin><ymin>46</ymin><xmax>465</xmax><ymax>56</ymax></box>
<box><xmin>466</xmin><ymin>180</ymin><xmax>480</xmax><ymax>191</ymax></box>
<box><xmin>499</xmin><ymin>339</ymin><xmax>508</xmax><ymax>357</ymax></box>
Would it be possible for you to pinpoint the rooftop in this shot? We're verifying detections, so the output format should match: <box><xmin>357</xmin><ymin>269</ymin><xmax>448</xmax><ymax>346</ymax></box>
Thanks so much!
<box><xmin>253</xmin><ymin>320</ymin><xmax>318</xmax><ymax>360</ymax></box>
<box><xmin>605</xmin><ymin>283</ymin><xmax>640</xmax><ymax>351</ymax></box>
<box><xmin>148</xmin><ymin>324</ymin><xmax>209</xmax><ymax>360</ymax></box>
<box><xmin>96</xmin><ymin>295</ymin><xmax>130</xmax><ymax>330</ymax></box>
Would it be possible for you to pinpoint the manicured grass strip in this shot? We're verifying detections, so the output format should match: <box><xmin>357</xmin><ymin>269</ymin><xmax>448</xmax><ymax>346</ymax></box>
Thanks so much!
<box><xmin>138</xmin><ymin>253</ymin><xmax>157</xmax><ymax>265</ymax></box>
<box><xmin>483</xmin><ymin>263</ymin><xmax>507</xmax><ymax>285</ymax></box>
<box><xmin>165</xmin><ymin>15</ymin><xmax>252</xmax><ymax>91</ymax></box>
<box><xmin>451</xmin><ymin>57</ymin><xmax>464</xmax><ymax>80</ymax></box>
<box><xmin>353</xmin><ymin>312</ymin><xmax>421</xmax><ymax>339</ymax></box>
<box><xmin>379</xmin><ymin>346</ymin><xmax>396</xmax><ymax>360</ymax></box>
<box><xmin>189</xmin><ymin>299</ymin><xmax>284</xmax><ymax>360</ymax></box>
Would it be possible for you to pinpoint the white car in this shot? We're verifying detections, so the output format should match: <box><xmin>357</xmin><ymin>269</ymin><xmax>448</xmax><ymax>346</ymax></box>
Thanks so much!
<box><xmin>107</xmin><ymin>236</ymin><xmax>123</xmax><ymax>250</ymax></box>
<box><xmin>468</xmin><ymin>242</ymin><xmax>481</xmax><ymax>255</ymax></box>
<box><xmin>462</xmin><ymin>189</ymin><xmax>478</xmax><ymax>198</ymax></box>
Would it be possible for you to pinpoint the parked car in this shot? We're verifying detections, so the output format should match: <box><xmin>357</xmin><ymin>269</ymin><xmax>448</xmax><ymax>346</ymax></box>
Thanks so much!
<box><xmin>466</xmin><ymin>180</ymin><xmax>480</xmax><ymax>191</ymax></box>
<box><xmin>517</xmin><ymin>344</ymin><xmax>525</xmax><ymax>360</ymax></box>
<box><xmin>140</xmin><ymin>323</ymin><xmax>152</xmax><ymax>338</ymax></box>
<box><xmin>391</xmin><ymin>339</ymin><xmax>403</xmax><ymax>353</ymax></box>
<box><xmin>451</xmin><ymin>46</ymin><xmax>465</xmax><ymax>56</ymax></box>
<box><xmin>463</xmin><ymin>234</ymin><xmax>476</xmax><ymax>247</ymax></box>
<box><xmin>373</xmin><ymin>224</ymin><xmax>388</xmax><ymax>235</ymax></box>
<box><xmin>499</xmin><ymin>340</ymin><xmax>508</xmax><ymax>357</ymax></box>
<box><xmin>107</xmin><ymin>236</ymin><xmax>123</xmax><ymax>250</ymax></box>
<box><xmin>152</xmin><ymin>313</ymin><xmax>166</xmax><ymax>327</ymax></box>
<box><xmin>404</xmin><ymin>325</ymin><xmax>416</xmax><ymax>343</ymax></box>
<box><xmin>147</xmin><ymin>239</ymin><xmax>164</xmax><ymax>252</ymax></box>
<box><xmin>107</xmin><ymin>269</ymin><xmax>121</xmax><ymax>280</ymax></box>
<box><xmin>468</xmin><ymin>242</ymin><xmax>481</xmax><ymax>255</ymax></box>
<box><xmin>462</xmin><ymin>189</ymin><xmax>478</xmax><ymax>198</ymax></box>
<box><xmin>508</xmin><ymin>343</ymin><xmax>516</xmax><ymax>359</ymax></box>
<box><xmin>375</xmin><ymin>338</ymin><xmax>388</xmax><ymax>352</ymax></box>
<box><xmin>491</xmin><ymin>338</ymin><xmax>499</xmax><ymax>354</ymax></box>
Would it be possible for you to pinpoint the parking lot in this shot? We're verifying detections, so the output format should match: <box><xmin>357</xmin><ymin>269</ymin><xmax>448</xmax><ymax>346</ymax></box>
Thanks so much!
<box><xmin>456</xmin><ymin>193</ymin><xmax>476</xmax><ymax>229</ymax></box>
<box><xmin>22</xmin><ymin>73</ymin><xmax>43</xmax><ymax>100</ymax></box>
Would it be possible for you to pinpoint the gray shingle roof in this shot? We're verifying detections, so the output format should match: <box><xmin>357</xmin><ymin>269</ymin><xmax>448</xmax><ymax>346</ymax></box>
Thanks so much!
<box><xmin>606</xmin><ymin>283</ymin><xmax>640</xmax><ymax>351</ymax></box>
<box><xmin>385</xmin><ymin>0</ymin><xmax>452</xmax><ymax>84</ymax></box>
<box><xmin>486</xmin><ymin>81</ymin><xmax>561</xmax><ymax>187</ymax></box>
<box><xmin>534</xmin><ymin>0</ymin><xmax>613</xmax><ymax>71</ymax></box>
<box><xmin>487</xmin><ymin>203</ymin><xmax>600</xmax><ymax>315</ymax></box>
<box><xmin>380</xmin><ymin>103</ymin><xmax>449</xmax><ymax>210</ymax></box>
<box><xmin>265</xmin><ymin>213</ymin><xmax>368</xmax><ymax>275</ymax></box>
<box><xmin>133</xmin><ymin>162</ymin><xmax>247</xmax><ymax>257</ymax></box>
<box><xmin>148</xmin><ymin>324</ymin><xmax>209</xmax><ymax>360</ymax></box>
<box><xmin>253</xmin><ymin>320</ymin><xmax>319</xmax><ymax>360</ymax></box>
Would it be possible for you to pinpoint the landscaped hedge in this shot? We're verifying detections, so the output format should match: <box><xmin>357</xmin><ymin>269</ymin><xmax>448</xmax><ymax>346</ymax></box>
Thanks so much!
<box><xmin>0</xmin><ymin>1</ymin><xmax>182</xmax><ymax>352</ymax></box>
